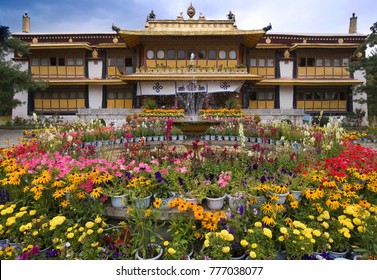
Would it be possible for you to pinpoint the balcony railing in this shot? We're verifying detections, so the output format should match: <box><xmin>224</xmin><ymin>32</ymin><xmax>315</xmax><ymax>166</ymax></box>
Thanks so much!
<box><xmin>135</xmin><ymin>66</ymin><xmax>248</xmax><ymax>74</ymax></box>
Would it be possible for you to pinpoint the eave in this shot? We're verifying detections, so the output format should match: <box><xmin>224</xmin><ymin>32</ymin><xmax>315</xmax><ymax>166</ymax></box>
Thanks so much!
<box><xmin>289</xmin><ymin>43</ymin><xmax>360</xmax><ymax>51</ymax></box>
<box><xmin>119</xmin><ymin>73</ymin><xmax>264</xmax><ymax>82</ymax></box>
<box><xmin>28</xmin><ymin>43</ymin><xmax>93</xmax><ymax>51</ymax></box>
<box><xmin>45</xmin><ymin>79</ymin><xmax>125</xmax><ymax>86</ymax></box>
<box><xmin>117</xmin><ymin>29</ymin><xmax>266</xmax><ymax>48</ymax></box>
<box><xmin>257</xmin><ymin>78</ymin><xmax>364</xmax><ymax>86</ymax></box>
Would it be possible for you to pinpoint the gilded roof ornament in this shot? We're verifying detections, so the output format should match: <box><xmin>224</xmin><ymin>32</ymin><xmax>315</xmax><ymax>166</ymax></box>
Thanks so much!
<box><xmin>187</xmin><ymin>3</ymin><xmax>195</xmax><ymax>19</ymax></box>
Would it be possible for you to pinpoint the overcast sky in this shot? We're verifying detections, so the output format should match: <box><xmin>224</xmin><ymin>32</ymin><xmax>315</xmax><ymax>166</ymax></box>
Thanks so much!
<box><xmin>0</xmin><ymin>0</ymin><xmax>376</xmax><ymax>35</ymax></box>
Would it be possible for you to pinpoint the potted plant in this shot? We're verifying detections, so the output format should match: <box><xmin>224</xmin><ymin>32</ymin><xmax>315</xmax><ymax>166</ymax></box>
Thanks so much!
<box><xmin>196</xmin><ymin>229</ymin><xmax>235</xmax><ymax>260</ymax></box>
<box><xmin>163</xmin><ymin>212</ymin><xmax>196</xmax><ymax>260</ymax></box>
<box><xmin>241</xmin><ymin>221</ymin><xmax>276</xmax><ymax>260</ymax></box>
<box><xmin>127</xmin><ymin>207</ymin><xmax>164</xmax><ymax>260</ymax></box>
<box><xmin>103</xmin><ymin>175</ymin><xmax>129</xmax><ymax>209</ymax></box>
<box><xmin>201</xmin><ymin>171</ymin><xmax>231</xmax><ymax>210</ymax></box>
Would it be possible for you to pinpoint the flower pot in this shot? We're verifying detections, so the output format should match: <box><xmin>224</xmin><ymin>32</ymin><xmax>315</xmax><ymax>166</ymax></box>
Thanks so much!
<box><xmin>227</xmin><ymin>194</ymin><xmax>245</xmax><ymax>210</ymax></box>
<box><xmin>183</xmin><ymin>196</ymin><xmax>199</xmax><ymax>205</ymax></box>
<box><xmin>328</xmin><ymin>250</ymin><xmax>348</xmax><ymax>260</ymax></box>
<box><xmin>249</xmin><ymin>195</ymin><xmax>266</xmax><ymax>208</ymax></box>
<box><xmin>290</xmin><ymin>190</ymin><xmax>303</xmax><ymax>201</ymax></box>
<box><xmin>133</xmin><ymin>194</ymin><xmax>152</xmax><ymax>209</ymax></box>
<box><xmin>231</xmin><ymin>253</ymin><xmax>246</xmax><ymax>260</ymax></box>
<box><xmin>206</xmin><ymin>195</ymin><xmax>226</xmax><ymax>210</ymax></box>
<box><xmin>136</xmin><ymin>243</ymin><xmax>163</xmax><ymax>260</ymax></box>
<box><xmin>111</xmin><ymin>195</ymin><xmax>128</xmax><ymax>209</ymax></box>
<box><xmin>275</xmin><ymin>250</ymin><xmax>287</xmax><ymax>260</ymax></box>
<box><xmin>154</xmin><ymin>192</ymin><xmax>176</xmax><ymax>210</ymax></box>
<box><xmin>273</xmin><ymin>193</ymin><xmax>289</xmax><ymax>204</ymax></box>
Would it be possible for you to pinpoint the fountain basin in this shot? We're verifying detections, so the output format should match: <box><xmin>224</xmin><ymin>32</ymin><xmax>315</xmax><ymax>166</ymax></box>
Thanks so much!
<box><xmin>173</xmin><ymin>118</ymin><xmax>221</xmax><ymax>136</ymax></box>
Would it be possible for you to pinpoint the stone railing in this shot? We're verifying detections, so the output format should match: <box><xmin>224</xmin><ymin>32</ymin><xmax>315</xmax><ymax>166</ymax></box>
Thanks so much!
<box><xmin>76</xmin><ymin>108</ymin><xmax>142</xmax><ymax>125</ymax></box>
<box><xmin>242</xmin><ymin>109</ymin><xmax>306</xmax><ymax>124</ymax></box>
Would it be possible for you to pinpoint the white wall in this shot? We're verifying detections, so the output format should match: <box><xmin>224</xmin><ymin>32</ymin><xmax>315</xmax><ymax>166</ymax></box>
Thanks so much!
<box><xmin>279</xmin><ymin>60</ymin><xmax>293</xmax><ymax>79</ymax></box>
<box><xmin>88</xmin><ymin>60</ymin><xmax>103</xmax><ymax>79</ymax></box>
<box><xmin>88</xmin><ymin>85</ymin><xmax>103</xmax><ymax>109</ymax></box>
<box><xmin>353</xmin><ymin>70</ymin><xmax>368</xmax><ymax>125</ymax></box>
<box><xmin>279</xmin><ymin>86</ymin><xmax>294</xmax><ymax>109</ymax></box>
<box><xmin>12</xmin><ymin>59</ymin><xmax>30</xmax><ymax>120</ymax></box>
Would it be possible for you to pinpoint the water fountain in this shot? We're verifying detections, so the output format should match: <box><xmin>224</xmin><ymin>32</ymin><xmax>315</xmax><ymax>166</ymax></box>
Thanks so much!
<box><xmin>173</xmin><ymin>53</ymin><xmax>221</xmax><ymax>137</ymax></box>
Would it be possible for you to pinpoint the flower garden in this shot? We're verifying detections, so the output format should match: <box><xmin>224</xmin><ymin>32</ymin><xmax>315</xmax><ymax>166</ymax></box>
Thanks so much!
<box><xmin>0</xmin><ymin>113</ymin><xmax>377</xmax><ymax>260</ymax></box>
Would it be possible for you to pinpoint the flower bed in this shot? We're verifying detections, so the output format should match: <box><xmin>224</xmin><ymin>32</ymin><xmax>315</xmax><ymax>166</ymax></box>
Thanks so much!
<box><xmin>0</xmin><ymin>118</ymin><xmax>376</xmax><ymax>260</ymax></box>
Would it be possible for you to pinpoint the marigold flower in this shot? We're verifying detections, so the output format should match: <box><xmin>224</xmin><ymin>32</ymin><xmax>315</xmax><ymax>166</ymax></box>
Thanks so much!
<box><xmin>240</xmin><ymin>239</ymin><xmax>249</xmax><ymax>247</ymax></box>
<box><xmin>222</xmin><ymin>246</ymin><xmax>230</xmax><ymax>254</ymax></box>
<box><xmin>249</xmin><ymin>251</ymin><xmax>257</xmax><ymax>259</ymax></box>
<box><xmin>168</xmin><ymin>248</ymin><xmax>176</xmax><ymax>255</ymax></box>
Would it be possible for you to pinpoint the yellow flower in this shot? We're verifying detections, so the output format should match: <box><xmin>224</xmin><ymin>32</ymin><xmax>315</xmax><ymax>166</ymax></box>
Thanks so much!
<box><xmin>204</xmin><ymin>240</ymin><xmax>210</xmax><ymax>248</ymax></box>
<box><xmin>280</xmin><ymin>227</ymin><xmax>288</xmax><ymax>234</ymax></box>
<box><xmin>222</xmin><ymin>246</ymin><xmax>230</xmax><ymax>254</ymax></box>
<box><xmin>87</xmin><ymin>229</ymin><xmax>94</xmax><ymax>235</ymax></box>
<box><xmin>97</xmin><ymin>228</ymin><xmax>104</xmax><ymax>234</ymax></box>
<box><xmin>249</xmin><ymin>251</ymin><xmax>257</xmax><ymax>259</ymax></box>
<box><xmin>240</xmin><ymin>239</ymin><xmax>249</xmax><ymax>247</ymax></box>
<box><xmin>163</xmin><ymin>240</ymin><xmax>170</xmax><ymax>246</ymax></box>
<box><xmin>94</xmin><ymin>217</ymin><xmax>102</xmax><ymax>224</ymax></box>
<box><xmin>167</xmin><ymin>248</ymin><xmax>176</xmax><ymax>255</ymax></box>
<box><xmin>263</xmin><ymin>228</ymin><xmax>272</xmax><ymax>239</ymax></box>
<box><xmin>67</xmin><ymin>232</ymin><xmax>75</xmax><ymax>239</ymax></box>
<box><xmin>91</xmin><ymin>242</ymin><xmax>99</xmax><ymax>247</ymax></box>
<box><xmin>254</xmin><ymin>221</ymin><xmax>262</xmax><ymax>228</ymax></box>
<box><xmin>251</xmin><ymin>243</ymin><xmax>258</xmax><ymax>249</ymax></box>
<box><xmin>85</xmin><ymin>221</ymin><xmax>95</xmax><ymax>229</ymax></box>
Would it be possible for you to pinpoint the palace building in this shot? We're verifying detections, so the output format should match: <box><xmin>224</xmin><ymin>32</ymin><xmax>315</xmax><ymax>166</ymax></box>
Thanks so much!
<box><xmin>11</xmin><ymin>4</ymin><xmax>367</xmax><ymax>124</ymax></box>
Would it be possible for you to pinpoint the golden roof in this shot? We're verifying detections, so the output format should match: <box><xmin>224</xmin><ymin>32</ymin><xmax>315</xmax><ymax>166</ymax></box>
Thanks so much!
<box><xmin>117</xmin><ymin>20</ymin><xmax>266</xmax><ymax>48</ymax></box>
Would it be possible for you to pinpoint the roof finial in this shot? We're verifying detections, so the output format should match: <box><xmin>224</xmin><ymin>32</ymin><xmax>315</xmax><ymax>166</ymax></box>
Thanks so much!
<box><xmin>187</xmin><ymin>2</ymin><xmax>196</xmax><ymax>19</ymax></box>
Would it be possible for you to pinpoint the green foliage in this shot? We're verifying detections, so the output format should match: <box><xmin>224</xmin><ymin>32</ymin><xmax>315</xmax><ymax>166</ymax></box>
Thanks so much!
<box><xmin>0</xmin><ymin>26</ymin><xmax>47</xmax><ymax>115</ymax></box>
<box><xmin>349</xmin><ymin>22</ymin><xmax>377</xmax><ymax>116</ymax></box>
<box><xmin>144</xmin><ymin>97</ymin><xmax>158</xmax><ymax>110</ymax></box>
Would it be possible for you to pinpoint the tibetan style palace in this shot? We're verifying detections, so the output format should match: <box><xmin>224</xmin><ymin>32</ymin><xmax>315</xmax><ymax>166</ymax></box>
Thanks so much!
<box><xmin>11</xmin><ymin>4</ymin><xmax>367</xmax><ymax>124</ymax></box>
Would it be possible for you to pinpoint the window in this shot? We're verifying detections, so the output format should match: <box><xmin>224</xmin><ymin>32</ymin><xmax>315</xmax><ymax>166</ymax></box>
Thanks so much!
<box><xmin>125</xmin><ymin>58</ymin><xmax>132</xmax><ymax>67</ymax></box>
<box><xmin>58</xmin><ymin>57</ymin><xmax>65</xmax><ymax>66</ymax></box>
<box><xmin>41</xmin><ymin>58</ymin><xmax>48</xmax><ymax>66</ymax></box>
<box><xmin>307</xmin><ymin>58</ymin><xmax>315</xmax><ymax>66</ymax></box>
<box><xmin>250</xmin><ymin>58</ymin><xmax>257</xmax><ymax>67</ymax></box>
<box><xmin>299</xmin><ymin>57</ymin><xmax>315</xmax><ymax>66</ymax></box>
<box><xmin>177</xmin><ymin>50</ymin><xmax>185</xmax><ymax>59</ymax></box>
<box><xmin>333</xmin><ymin>58</ymin><xmax>340</xmax><ymax>67</ymax></box>
<box><xmin>258</xmin><ymin>58</ymin><xmax>265</xmax><ymax>67</ymax></box>
<box><xmin>325</xmin><ymin>58</ymin><xmax>331</xmax><ymax>67</ymax></box>
<box><xmin>198</xmin><ymin>50</ymin><xmax>206</xmax><ymax>59</ymax></box>
<box><xmin>267</xmin><ymin>58</ymin><xmax>274</xmax><ymax>67</ymax></box>
<box><xmin>31</xmin><ymin>58</ymin><xmax>39</xmax><ymax>66</ymax></box>
<box><xmin>342</xmin><ymin>58</ymin><xmax>349</xmax><ymax>66</ymax></box>
<box><xmin>67</xmin><ymin>57</ymin><xmax>75</xmax><ymax>66</ymax></box>
<box><xmin>167</xmin><ymin>50</ymin><xmax>175</xmax><ymax>59</ymax></box>
<box><xmin>157</xmin><ymin>50</ymin><xmax>165</xmax><ymax>59</ymax></box>
<box><xmin>208</xmin><ymin>50</ymin><xmax>216</xmax><ymax>60</ymax></box>
<box><xmin>116</xmin><ymin>57</ymin><xmax>124</xmax><ymax>67</ymax></box>
<box><xmin>187</xmin><ymin>50</ymin><xmax>195</xmax><ymax>60</ymax></box>
<box><xmin>316</xmin><ymin>58</ymin><xmax>323</xmax><ymax>67</ymax></box>
<box><xmin>50</xmin><ymin>57</ymin><xmax>57</xmax><ymax>66</ymax></box>
<box><xmin>229</xmin><ymin>50</ymin><xmax>236</xmax><ymax>59</ymax></box>
<box><xmin>108</xmin><ymin>57</ymin><xmax>115</xmax><ymax>66</ymax></box>
<box><xmin>146</xmin><ymin>50</ymin><xmax>154</xmax><ymax>59</ymax></box>
<box><xmin>219</xmin><ymin>50</ymin><xmax>226</xmax><ymax>59</ymax></box>
<box><xmin>76</xmin><ymin>57</ymin><xmax>83</xmax><ymax>66</ymax></box>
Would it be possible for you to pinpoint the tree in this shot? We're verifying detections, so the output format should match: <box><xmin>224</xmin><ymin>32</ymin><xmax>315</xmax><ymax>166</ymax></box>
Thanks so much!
<box><xmin>0</xmin><ymin>26</ymin><xmax>47</xmax><ymax>115</ymax></box>
<box><xmin>349</xmin><ymin>22</ymin><xmax>377</xmax><ymax>117</ymax></box>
